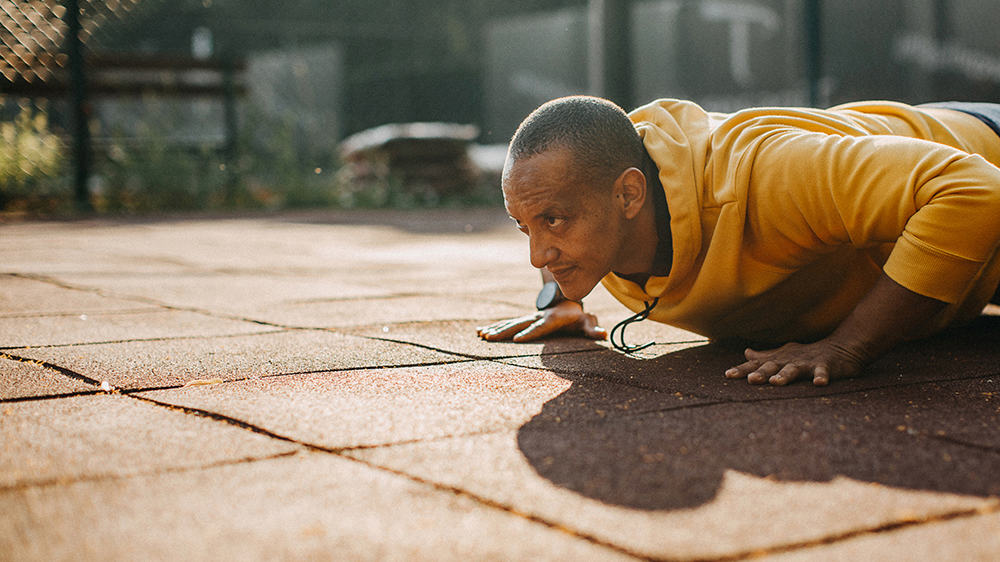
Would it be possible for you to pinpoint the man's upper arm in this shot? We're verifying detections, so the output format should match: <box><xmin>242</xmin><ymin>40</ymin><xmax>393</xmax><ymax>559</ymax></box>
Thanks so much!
<box><xmin>744</xmin><ymin>129</ymin><xmax>1000</xmax><ymax>302</ymax></box>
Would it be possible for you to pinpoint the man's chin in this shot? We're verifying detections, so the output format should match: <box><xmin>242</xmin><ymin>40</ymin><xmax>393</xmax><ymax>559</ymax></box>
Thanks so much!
<box><xmin>558</xmin><ymin>277</ymin><xmax>600</xmax><ymax>302</ymax></box>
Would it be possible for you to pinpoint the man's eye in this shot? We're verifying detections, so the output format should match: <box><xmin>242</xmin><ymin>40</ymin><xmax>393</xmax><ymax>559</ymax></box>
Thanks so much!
<box><xmin>545</xmin><ymin>216</ymin><xmax>565</xmax><ymax>228</ymax></box>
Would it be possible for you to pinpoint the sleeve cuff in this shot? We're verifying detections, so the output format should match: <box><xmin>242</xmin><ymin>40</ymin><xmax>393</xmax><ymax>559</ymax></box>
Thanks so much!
<box><xmin>883</xmin><ymin>233</ymin><xmax>986</xmax><ymax>303</ymax></box>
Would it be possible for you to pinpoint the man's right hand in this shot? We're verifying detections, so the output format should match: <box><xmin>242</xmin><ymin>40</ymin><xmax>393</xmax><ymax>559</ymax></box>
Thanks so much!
<box><xmin>476</xmin><ymin>300</ymin><xmax>607</xmax><ymax>343</ymax></box>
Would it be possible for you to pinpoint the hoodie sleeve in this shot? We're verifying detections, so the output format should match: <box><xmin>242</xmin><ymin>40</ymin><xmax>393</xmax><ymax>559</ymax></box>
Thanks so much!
<box><xmin>741</xmin><ymin>127</ymin><xmax>1000</xmax><ymax>303</ymax></box>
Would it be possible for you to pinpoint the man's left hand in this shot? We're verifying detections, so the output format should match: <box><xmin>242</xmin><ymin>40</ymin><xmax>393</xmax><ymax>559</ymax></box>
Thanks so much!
<box><xmin>724</xmin><ymin>339</ymin><xmax>869</xmax><ymax>386</ymax></box>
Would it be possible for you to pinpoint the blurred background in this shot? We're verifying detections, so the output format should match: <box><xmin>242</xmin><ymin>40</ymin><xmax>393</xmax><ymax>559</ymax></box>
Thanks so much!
<box><xmin>2</xmin><ymin>0</ymin><xmax>999</xmax><ymax>215</ymax></box>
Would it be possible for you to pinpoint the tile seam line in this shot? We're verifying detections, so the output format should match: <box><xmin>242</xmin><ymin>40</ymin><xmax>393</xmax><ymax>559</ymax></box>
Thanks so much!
<box><xmin>124</xmin><ymin>393</ymin><xmax>652</xmax><ymax>560</ymax></box>
<box><xmin>125</xmin><ymin>394</ymin><xmax>1000</xmax><ymax>561</ymax></box>
<box><xmin>7</xmin><ymin>272</ymin><xmax>301</xmax><ymax>329</ymax></box>
<box><xmin>0</xmin><ymin>328</ymin><xmax>294</xmax><ymax>350</ymax></box>
<box><xmin>0</xmin><ymin>356</ymin><xmax>480</xmax><ymax>404</ymax></box>
<box><xmin>117</xmin><ymin>357</ymin><xmax>481</xmax><ymax>396</ymax></box>
<box><xmin>695</xmin><ymin>501</ymin><xmax>1000</xmax><ymax>562</ymax></box>
<box><xmin>0</xmin><ymin>308</ymin><xmax>164</xmax><ymax>319</ymax></box>
<box><xmin>0</xmin><ymin>389</ymin><xmax>103</xmax><ymax>404</ymax></box>
<box><xmin>128</xmin><ymin>393</ymin><xmax>550</xmax><ymax>460</ymax></box>
<box><xmin>1</xmin><ymin>352</ymin><xmax>103</xmax><ymax>386</ymax></box>
<box><xmin>0</xmin><ymin>450</ymin><xmax>301</xmax><ymax>494</ymax></box>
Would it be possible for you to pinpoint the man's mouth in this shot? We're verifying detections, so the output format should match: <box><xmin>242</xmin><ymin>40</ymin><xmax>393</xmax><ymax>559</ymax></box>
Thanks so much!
<box><xmin>549</xmin><ymin>265</ymin><xmax>576</xmax><ymax>280</ymax></box>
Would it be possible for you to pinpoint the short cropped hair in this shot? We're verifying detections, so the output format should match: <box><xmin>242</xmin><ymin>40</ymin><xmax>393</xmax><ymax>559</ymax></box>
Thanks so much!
<box><xmin>507</xmin><ymin>96</ymin><xmax>645</xmax><ymax>186</ymax></box>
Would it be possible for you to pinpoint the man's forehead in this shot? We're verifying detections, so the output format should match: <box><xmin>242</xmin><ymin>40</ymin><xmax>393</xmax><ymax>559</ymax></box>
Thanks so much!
<box><xmin>502</xmin><ymin>149</ymin><xmax>577</xmax><ymax>202</ymax></box>
<box><xmin>503</xmin><ymin>174</ymin><xmax>568</xmax><ymax>219</ymax></box>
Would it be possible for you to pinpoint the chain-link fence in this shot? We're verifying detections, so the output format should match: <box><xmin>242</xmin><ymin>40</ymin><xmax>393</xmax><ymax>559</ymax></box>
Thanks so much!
<box><xmin>2</xmin><ymin>0</ymin><xmax>349</xmax><ymax>214</ymax></box>
<box><xmin>4</xmin><ymin>1</ymin><xmax>1000</xmax><ymax>214</ymax></box>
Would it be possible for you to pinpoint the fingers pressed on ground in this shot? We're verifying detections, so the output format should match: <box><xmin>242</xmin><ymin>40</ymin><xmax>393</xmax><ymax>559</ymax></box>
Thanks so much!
<box><xmin>581</xmin><ymin>314</ymin><xmax>607</xmax><ymax>340</ymax></box>
<box><xmin>513</xmin><ymin>318</ymin><xmax>553</xmax><ymax>342</ymax></box>
<box><xmin>812</xmin><ymin>365</ymin><xmax>831</xmax><ymax>386</ymax></box>
<box><xmin>725</xmin><ymin>359</ymin><xmax>758</xmax><ymax>379</ymax></box>
<box><xmin>587</xmin><ymin>326</ymin><xmax>608</xmax><ymax>340</ymax></box>
<box><xmin>769</xmin><ymin>363</ymin><xmax>802</xmax><ymax>386</ymax></box>
<box><xmin>480</xmin><ymin>317</ymin><xmax>535</xmax><ymax>341</ymax></box>
<box><xmin>747</xmin><ymin>361</ymin><xmax>780</xmax><ymax>384</ymax></box>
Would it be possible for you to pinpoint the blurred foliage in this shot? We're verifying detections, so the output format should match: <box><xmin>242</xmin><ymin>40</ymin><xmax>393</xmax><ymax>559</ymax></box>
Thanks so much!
<box><xmin>0</xmin><ymin>96</ymin><xmax>499</xmax><ymax>216</ymax></box>
<box><xmin>0</xmin><ymin>103</ymin><xmax>70</xmax><ymax>214</ymax></box>
<box><xmin>88</xmin><ymin>99</ymin><xmax>345</xmax><ymax>213</ymax></box>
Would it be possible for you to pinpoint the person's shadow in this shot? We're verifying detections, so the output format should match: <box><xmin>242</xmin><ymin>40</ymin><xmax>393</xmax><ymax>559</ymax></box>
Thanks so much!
<box><xmin>515</xmin><ymin>315</ymin><xmax>1000</xmax><ymax>510</ymax></box>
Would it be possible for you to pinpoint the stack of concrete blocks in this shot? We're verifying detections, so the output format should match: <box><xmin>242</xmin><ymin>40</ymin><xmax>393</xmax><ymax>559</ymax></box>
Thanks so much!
<box><xmin>338</xmin><ymin>122</ymin><xmax>482</xmax><ymax>204</ymax></box>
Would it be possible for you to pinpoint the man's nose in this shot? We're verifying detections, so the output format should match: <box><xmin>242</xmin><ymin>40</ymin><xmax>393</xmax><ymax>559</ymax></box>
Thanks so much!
<box><xmin>529</xmin><ymin>235</ymin><xmax>557</xmax><ymax>269</ymax></box>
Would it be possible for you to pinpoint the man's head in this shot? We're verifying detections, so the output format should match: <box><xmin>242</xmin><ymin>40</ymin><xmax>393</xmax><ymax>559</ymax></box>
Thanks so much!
<box><xmin>502</xmin><ymin>96</ymin><xmax>649</xmax><ymax>301</ymax></box>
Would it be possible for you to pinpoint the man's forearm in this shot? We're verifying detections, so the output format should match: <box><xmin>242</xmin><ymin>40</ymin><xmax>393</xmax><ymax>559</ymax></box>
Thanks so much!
<box><xmin>826</xmin><ymin>272</ymin><xmax>948</xmax><ymax>363</ymax></box>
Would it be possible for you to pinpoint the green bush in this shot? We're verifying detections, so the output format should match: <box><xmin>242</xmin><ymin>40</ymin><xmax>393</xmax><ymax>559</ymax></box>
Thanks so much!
<box><xmin>0</xmin><ymin>107</ymin><xmax>70</xmax><ymax>213</ymax></box>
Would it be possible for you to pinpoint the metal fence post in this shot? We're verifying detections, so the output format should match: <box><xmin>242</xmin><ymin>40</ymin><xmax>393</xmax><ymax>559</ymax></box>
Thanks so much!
<box><xmin>804</xmin><ymin>0</ymin><xmax>823</xmax><ymax>107</ymax></box>
<box><xmin>588</xmin><ymin>0</ymin><xmax>633</xmax><ymax>109</ymax></box>
<box><xmin>64</xmin><ymin>0</ymin><xmax>93</xmax><ymax>211</ymax></box>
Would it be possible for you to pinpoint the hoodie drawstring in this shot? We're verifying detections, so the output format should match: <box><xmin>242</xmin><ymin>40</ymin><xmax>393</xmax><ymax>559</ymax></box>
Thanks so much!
<box><xmin>610</xmin><ymin>298</ymin><xmax>659</xmax><ymax>353</ymax></box>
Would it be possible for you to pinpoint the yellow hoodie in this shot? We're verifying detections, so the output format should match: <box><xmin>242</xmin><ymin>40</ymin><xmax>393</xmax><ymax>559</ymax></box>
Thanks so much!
<box><xmin>601</xmin><ymin>99</ymin><xmax>1000</xmax><ymax>343</ymax></box>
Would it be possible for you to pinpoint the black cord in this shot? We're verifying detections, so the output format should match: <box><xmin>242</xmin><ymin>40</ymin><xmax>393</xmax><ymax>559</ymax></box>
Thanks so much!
<box><xmin>610</xmin><ymin>297</ymin><xmax>660</xmax><ymax>353</ymax></box>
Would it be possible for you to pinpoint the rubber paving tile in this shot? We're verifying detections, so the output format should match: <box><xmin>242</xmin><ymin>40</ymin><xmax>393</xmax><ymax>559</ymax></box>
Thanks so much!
<box><xmin>0</xmin><ymin>309</ymin><xmax>274</xmax><ymax>349</ymax></box>
<box><xmin>0</xmin><ymin>245</ymin><xmax>196</xmax><ymax>276</ymax></box>
<box><xmin>770</xmin><ymin>511</ymin><xmax>1000</xmax><ymax>561</ymax></box>
<box><xmin>243</xmin><ymin>295</ymin><xmax>530</xmax><ymax>329</ymax></box>
<box><xmin>349</xmin><ymin>419</ymin><xmax>998</xmax><ymax>560</ymax></box>
<box><xmin>135</xmin><ymin>361</ymin><xmax>692</xmax><ymax>449</ymax></box>
<box><xmin>0</xmin><ymin>275</ymin><xmax>158</xmax><ymax>316</ymax></box>
<box><xmin>0</xmin><ymin>451</ymin><xmax>631</xmax><ymax>561</ymax></box>
<box><xmin>0</xmin><ymin>355</ymin><xmax>94</xmax><ymax>400</ymax></box>
<box><xmin>27</xmin><ymin>209</ymin><xmax>522</xmax><ymax>274</ymax></box>
<box><xmin>46</xmin><ymin>270</ymin><xmax>539</xmax><ymax>320</ymax></box>
<box><xmin>840</xmin><ymin>377</ymin><xmax>1000</xmax><ymax>451</ymax></box>
<box><xmin>8</xmin><ymin>330</ymin><xmax>456</xmax><ymax>390</ymax></box>
<box><xmin>0</xmin><ymin>393</ymin><xmax>298</xmax><ymax>488</ymax></box>
<box><xmin>48</xmin><ymin>272</ymin><xmax>397</xmax><ymax>313</ymax></box>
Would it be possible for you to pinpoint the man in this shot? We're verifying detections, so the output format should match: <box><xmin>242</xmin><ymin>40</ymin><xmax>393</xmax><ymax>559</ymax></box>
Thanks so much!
<box><xmin>477</xmin><ymin>96</ymin><xmax>1000</xmax><ymax>386</ymax></box>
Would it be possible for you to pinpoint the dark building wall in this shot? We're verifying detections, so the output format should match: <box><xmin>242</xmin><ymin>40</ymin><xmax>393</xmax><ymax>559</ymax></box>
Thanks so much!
<box><xmin>91</xmin><ymin>0</ymin><xmax>1000</xmax><ymax>143</ymax></box>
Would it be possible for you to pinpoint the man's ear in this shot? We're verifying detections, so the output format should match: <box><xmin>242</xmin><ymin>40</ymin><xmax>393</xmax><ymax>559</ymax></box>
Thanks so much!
<box><xmin>615</xmin><ymin>167</ymin><xmax>647</xmax><ymax>219</ymax></box>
